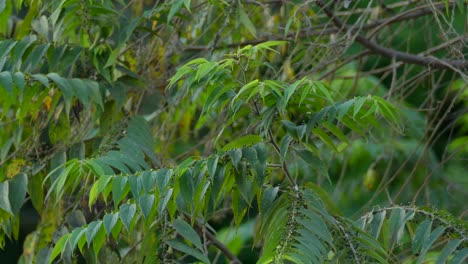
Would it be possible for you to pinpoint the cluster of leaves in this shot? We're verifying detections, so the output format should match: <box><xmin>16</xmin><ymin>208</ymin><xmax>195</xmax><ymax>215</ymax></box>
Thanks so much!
<box><xmin>0</xmin><ymin>0</ymin><xmax>466</xmax><ymax>264</ymax></box>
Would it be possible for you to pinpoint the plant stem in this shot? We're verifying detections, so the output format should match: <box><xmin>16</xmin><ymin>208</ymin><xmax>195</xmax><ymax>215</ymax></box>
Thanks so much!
<box><xmin>195</xmin><ymin>222</ymin><xmax>242</xmax><ymax>264</ymax></box>
<box><xmin>267</xmin><ymin>129</ymin><xmax>297</xmax><ymax>188</ymax></box>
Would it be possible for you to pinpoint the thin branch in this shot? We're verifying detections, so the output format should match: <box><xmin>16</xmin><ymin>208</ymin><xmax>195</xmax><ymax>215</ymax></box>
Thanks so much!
<box><xmin>184</xmin><ymin>1</ymin><xmax>462</xmax><ymax>54</ymax></box>
<box><xmin>250</xmin><ymin>101</ymin><xmax>297</xmax><ymax>188</ymax></box>
<box><xmin>195</xmin><ymin>222</ymin><xmax>242</xmax><ymax>264</ymax></box>
<box><xmin>267</xmin><ymin>129</ymin><xmax>297</xmax><ymax>188</ymax></box>
<box><xmin>366</xmin><ymin>2</ymin><xmax>459</xmax><ymax>37</ymax></box>
<box><xmin>315</xmin><ymin>0</ymin><xmax>467</xmax><ymax>70</ymax></box>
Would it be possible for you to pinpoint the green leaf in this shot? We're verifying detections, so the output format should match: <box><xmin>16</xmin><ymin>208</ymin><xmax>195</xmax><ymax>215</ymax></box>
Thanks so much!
<box><xmin>119</xmin><ymin>203</ymin><xmax>136</xmax><ymax>231</ymax></box>
<box><xmin>0</xmin><ymin>40</ymin><xmax>16</xmax><ymax>62</ymax></box>
<box><xmin>88</xmin><ymin>182</ymin><xmax>100</xmax><ymax>208</ymax></box>
<box><xmin>232</xmin><ymin>188</ymin><xmax>248</xmax><ymax>226</ymax></box>
<box><xmin>206</xmin><ymin>156</ymin><xmax>218</xmax><ymax>178</ymax></box>
<box><xmin>412</xmin><ymin>219</ymin><xmax>431</xmax><ymax>254</ymax></box>
<box><xmin>195</xmin><ymin>61</ymin><xmax>217</xmax><ymax>81</ymax></box>
<box><xmin>85</xmin><ymin>221</ymin><xmax>103</xmax><ymax>245</ymax></box>
<box><xmin>294</xmin><ymin>148</ymin><xmax>330</xmax><ymax>183</ymax></box>
<box><xmin>103</xmin><ymin>213</ymin><xmax>119</xmax><ymax>235</ymax></box>
<box><xmin>168</xmin><ymin>65</ymin><xmax>192</xmax><ymax>89</ymax></box>
<box><xmin>168</xmin><ymin>0</ymin><xmax>184</xmax><ymax>22</ymax></box>
<box><xmin>139</xmin><ymin>194</ymin><xmax>155</xmax><ymax>220</ymax></box>
<box><xmin>47</xmin><ymin>73</ymin><xmax>74</xmax><ymax>113</ymax></box>
<box><xmin>312</xmin><ymin>127</ymin><xmax>338</xmax><ymax>152</ymax></box>
<box><xmin>238</xmin><ymin>6</ymin><xmax>257</xmax><ymax>38</ymax></box>
<box><xmin>260</xmin><ymin>186</ymin><xmax>279</xmax><ymax>213</ymax></box>
<box><xmin>222</xmin><ymin>135</ymin><xmax>262</xmax><ymax>151</ymax></box>
<box><xmin>8</xmin><ymin>173</ymin><xmax>28</xmax><ymax>214</ymax></box>
<box><xmin>228</xmin><ymin>149</ymin><xmax>242</xmax><ymax>170</ymax></box>
<box><xmin>112</xmin><ymin>176</ymin><xmax>129</xmax><ymax>207</ymax></box>
<box><xmin>167</xmin><ymin>239</ymin><xmax>210</xmax><ymax>264</ymax></box>
<box><xmin>158</xmin><ymin>188</ymin><xmax>173</xmax><ymax>215</ymax></box>
<box><xmin>68</xmin><ymin>78</ymin><xmax>89</xmax><ymax>107</ymax></box>
<box><xmin>435</xmin><ymin>239</ymin><xmax>462</xmax><ymax>264</ymax></box>
<box><xmin>451</xmin><ymin>248</ymin><xmax>468</xmax><ymax>264</ymax></box>
<box><xmin>416</xmin><ymin>226</ymin><xmax>446</xmax><ymax>264</ymax></box>
<box><xmin>0</xmin><ymin>181</ymin><xmax>13</xmax><ymax>215</ymax></box>
<box><xmin>23</xmin><ymin>43</ymin><xmax>50</xmax><ymax>71</ymax></box>
<box><xmin>49</xmin><ymin>234</ymin><xmax>69</xmax><ymax>263</ymax></box>
<box><xmin>98</xmin><ymin>174</ymin><xmax>113</xmax><ymax>195</ymax></box>
<box><xmin>233</xmin><ymin>79</ymin><xmax>259</xmax><ymax>104</ymax></box>
<box><xmin>68</xmin><ymin>227</ymin><xmax>86</xmax><ymax>250</ymax></box>
<box><xmin>202</xmin><ymin>84</ymin><xmax>232</xmax><ymax>116</ymax></box>
<box><xmin>28</xmin><ymin>171</ymin><xmax>44</xmax><ymax>211</ymax></box>
<box><xmin>183</xmin><ymin>0</ymin><xmax>191</xmax><ymax>12</ymax></box>
<box><xmin>373</xmin><ymin>96</ymin><xmax>400</xmax><ymax>125</ymax></box>
<box><xmin>353</xmin><ymin>96</ymin><xmax>367</xmax><ymax>118</ymax></box>
<box><xmin>47</xmin><ymin>161</ymin><xmax>77</xmax><ymax>203</ymax></box>
<box><xmin>281</xmin><ymin>79</ymin><xmax>302</xmax><ymax>111</ymax></box>
<box><xmin>173</xmin><ymin>218</ymin><xmax>203</xmax><ymax>251</ymax></box>
<box><xmin>388</xmin><ymin>207</ymin><xmax>405</xmax><ymax>245</ymax></box>
<box><xmin>0</xmin><ymin>71</ymin><xmax>13</xmax><ymax>96</ymax></box>
<box><xmin>92</xmin><ymin>224</ymin><xmax>106</xmax><ymax>258</ymax></box>
<box><xmin>129</xmin><ymin>175</ymin><xmax>142</xmax><ymax>200</ymax></box>
<box><xmin>31</xmin><ymin>73</ymin><xmax>50</xmax><ymax>88</ymax></box>
<box><xmin>368</xmin><ymin>210</ymin><xmax>386</xmax><ymax>239</ymax></box>
<box><xmin>13</xmin><ymin>72</ymin><xmax>25</xmax><ymax>91</ymax></box>
<box><xmin>142</xmin><ymin>170</ymin><xmax>156</xmax><ymax>193</ymax></box>
<box><xmin>337</xmin><ymin>98</ymin><xmax>355</xmax><ymax>121</ymax></box>
<box><xmin>255</xmin><ymin>41</ymin><xmax>288</xmax><ymax>52</ymax></box>
<box><xmin>12</xmin><ymin>37</ymin><xmax>35</xmax><ymax>68</ymax></box>
<box><xmin>84</xmin><ymin>80</ymin><xmax>103</xmax><ymax>109</ymax></box>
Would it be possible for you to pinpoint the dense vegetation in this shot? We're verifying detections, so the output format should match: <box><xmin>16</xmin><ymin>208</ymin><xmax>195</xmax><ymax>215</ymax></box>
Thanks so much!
<box><xmin>0</xmin><ymin>0</ymin><xmax>467</xmax><ymax>263</ymax></box>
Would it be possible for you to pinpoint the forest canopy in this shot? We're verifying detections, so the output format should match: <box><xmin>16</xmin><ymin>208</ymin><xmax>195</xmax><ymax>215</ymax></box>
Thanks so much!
<box><xmin>0</xmin><ymin>0</ymin><xmax>467</xmax><ymax>263</ymax></box>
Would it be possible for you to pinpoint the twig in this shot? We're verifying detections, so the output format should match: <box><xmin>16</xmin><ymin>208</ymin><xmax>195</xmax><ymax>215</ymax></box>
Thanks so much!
<box><xmin>184</xmin><ymin>1</ymin><xmax>458</xmax><ymax>52</ymax></box>
<box><xmin>267</xmin><ymin>129</ymin><xmax>297</xmax><ymax>188</ymax></box>
<box><xmin>251</xmin><ymin>101</ymin><xmax>297</xmax><ymax>188</ymax></box>
<box><xmin>210</xmin><ymin>0</ymin><xmax>236</xmax><ymax>56</ymax></box>
<box><xmin>367</xmin><ymin>2</ymin><xmax>459</xmax><ymax>37</ymax></box>
<box><xmin>195</xmin><ymin>222</ymin><xmax>242</xmax><ymax>264</ymax></box>
<box><xmin>315</xmin><ymin>0</ymin><xmax>467</xmax><ymax>70</ymax></box>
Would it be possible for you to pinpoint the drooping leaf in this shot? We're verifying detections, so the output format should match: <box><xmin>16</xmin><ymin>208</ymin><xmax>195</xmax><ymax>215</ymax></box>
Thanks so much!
<box><xmin>167</xmin><ymin>239</ymin><xmax>210</xmax><ymax>264</ymax></box>
<box><xmin>294</xmin><ymin>148</ymin><xmax>330</xmax><ymax>183</ymax></box>
<box><xmin>173</xmin><ymin>218</ymin><xmax>203</xmax><ymax>251</ymax></box>
<box><xmin>112</xmin><ymin>176</ymin><xmax>129</xmax><ymax>207</ymax></box>
<box><xmin>0</xmin><ymin>181</ymin><xmax>13</xmax><ymax>215</ymax></box>
<box><xmin>103</xmin><ymin>213</ymin><xmax>119</xmax><ymax>235</ymax></box>
<box><xmin>139</xmin><ymin>194</ymin><xmax>155</xmax><ymax>220</ymax></box>
<box><xmin>8</xmin><ymin>173</ymin><xmax>27</xmax><ymax>214</ymax></box>
<box><xmin>49</xmin><ymin>234</ymin><xmax>69</xmax><ymax>264</ymax></box>
<box><xmin>119</xmin><ymin>203</ymin><xmax>137</xmax><ymax>231</ymax></box>
<box><xmin>85</xmin><ymin>221</ymin><xmax>103</xmax><ymax>245</ymax></box>
<box><xmin>0</xmin><ymin>71</ymin><xmax>13</xmax><ymax>96</ymax></box>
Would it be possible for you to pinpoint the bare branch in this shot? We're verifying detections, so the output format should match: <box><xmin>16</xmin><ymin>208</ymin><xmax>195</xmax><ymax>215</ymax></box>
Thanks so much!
<box><xmin>195</xmin><ymin>222</ymin><xmax>242</xmax><ymax>264</ymax></box>
<box><xmin>315</xmin><ymin>0</ymin><xmax>467</xmax><ymax>70</ymax></box>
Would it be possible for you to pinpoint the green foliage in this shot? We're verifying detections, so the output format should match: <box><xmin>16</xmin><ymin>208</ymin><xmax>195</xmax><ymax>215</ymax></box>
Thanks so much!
<box><xmin>359</xmin><ymin>206</ymin><xmax>468</xmax><ymax>264</ymax></box>
<box><xmin>0</xmin><ymin>1</ymin><xmax>466</xmax><ymax>263</ymax></box>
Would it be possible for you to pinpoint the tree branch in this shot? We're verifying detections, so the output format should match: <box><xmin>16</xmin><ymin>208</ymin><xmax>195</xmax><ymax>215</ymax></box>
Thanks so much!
<box><xmin>195</xmin><ymin>222</ymin><xmax>242</xmax><ymax>264</ymax></box>
<box><xmin>184</xmin><ymin>1</ymin><xmax>463</xmax><ymax>59</ymax></box>
<box><xmin>315</xmin><ymin>0</ymin><xmax>467</xmax><ymax>70</ymax></box>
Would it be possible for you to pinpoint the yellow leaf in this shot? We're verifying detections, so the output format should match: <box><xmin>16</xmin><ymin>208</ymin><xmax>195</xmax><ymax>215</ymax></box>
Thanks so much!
<box><xmin>42</xmin><ymin>95</ymin><xmax>52</xmax><ymax>112</ymax></box>
<box><xmin>6</xmin><ymin>159</ymin><xmax>26</xmax><ymax>179</ymax></box>
<box><xmin>283</xmin><ymin>59</ymin><xmax>295</xmax><ymax>80</ymax></box>
<box><xmin>364</xmin><ymin>168</ymin><xmax>377</xmax><ymax>190</ymax></box>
